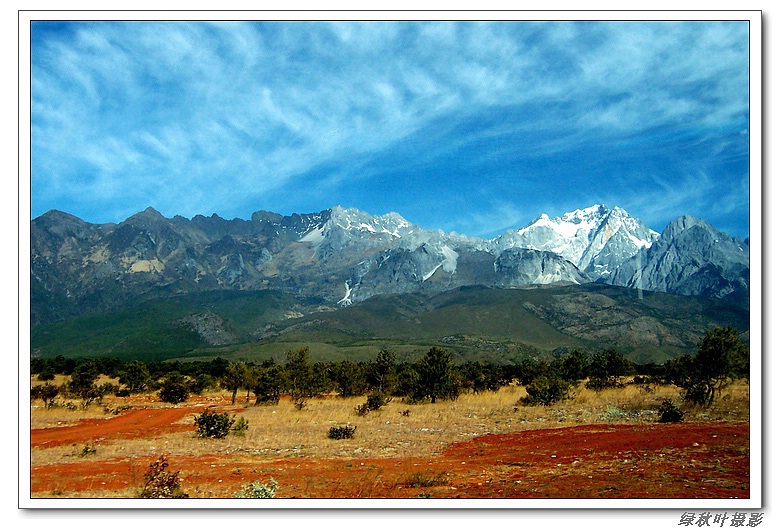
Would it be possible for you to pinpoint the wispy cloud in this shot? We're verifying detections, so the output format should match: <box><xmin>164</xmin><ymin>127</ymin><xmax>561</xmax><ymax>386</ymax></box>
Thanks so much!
<box><xmin>31</xmin><ymin>20</ymin><xmax>750</xmax><ymax>238</ymax></box>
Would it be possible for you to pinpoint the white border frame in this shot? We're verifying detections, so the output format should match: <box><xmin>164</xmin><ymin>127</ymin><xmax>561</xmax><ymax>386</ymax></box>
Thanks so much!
<box><xmin>18</xmin><ymin>9</ymin><xmax>763</xmax><ymax>514</ymax></box>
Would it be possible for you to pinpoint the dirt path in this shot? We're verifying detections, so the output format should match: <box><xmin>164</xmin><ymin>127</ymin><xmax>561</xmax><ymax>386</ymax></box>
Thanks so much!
<box><xmin>30</xmin><ymin>406</ymin><xmax>205</xmax><ymax>448</ymax></box>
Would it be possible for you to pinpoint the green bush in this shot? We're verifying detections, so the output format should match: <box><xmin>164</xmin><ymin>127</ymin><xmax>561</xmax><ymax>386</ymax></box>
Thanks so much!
<box><xmin>194</xmin><ymin>409</ymin><xmax>236</xmax><ymax>439</ymax></box>
<box><xmin>235</xmin><ymin>478</ymin><xmax>279</xmax><ymax>498</ymax></box>
<box><xmin>31</xmin><ymin>382</ymin><xmax>59</xmax><ymax>409</ymax></box>
<box><xmin>327</xmin><ymin>424</ymin><xmax>356</xmax><ymax>440</ymax></box>
<box><xmin>521</xmin><ymin>375</ymin><xmax>571</xmax><ymax>406</ymax></box>
<box><xmin>232</xmin><ymin>416</ymin><xmax>249</xmax><ymax>437</ymax></box>
<box><xmin>356</xmin><ymin>392</ymin><xmax>389</xmax><ymax>416</ymax></box>
<box><xmin>159</xmin><ymin>373</ymin><xmax>189</xmax><ymax>404</ymax></box>
<box><xmin>658</xmin><ymin>398</ymin><xmax>685</xmax><ymax>423</ymax></box>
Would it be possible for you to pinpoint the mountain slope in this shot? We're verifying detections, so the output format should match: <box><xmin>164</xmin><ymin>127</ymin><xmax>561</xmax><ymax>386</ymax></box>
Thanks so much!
<box><xmin>608</xmin><ymin>215</ymin><xmax>750</xmax><ymax>304</ymax></box>
<box><xmin>29</xmin><ymin>284</ymin><xmax>749</xmax><ymax>365</ymax></box>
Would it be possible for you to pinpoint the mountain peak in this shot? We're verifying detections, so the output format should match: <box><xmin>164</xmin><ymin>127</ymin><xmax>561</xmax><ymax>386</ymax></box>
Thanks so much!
<box><xmin>665</xmin><ymin>214</ymin><xmax>710</xmax><ymax>234</ymax></box>
<box><xmin>560</xmin><ymin>204</ymin><xmax>609</xmax><ymax>223</ymax></box>
<box><xmin>126</xmin><ymin>206</ymin><xmax>166</xmax><ymax>223</ymax></box>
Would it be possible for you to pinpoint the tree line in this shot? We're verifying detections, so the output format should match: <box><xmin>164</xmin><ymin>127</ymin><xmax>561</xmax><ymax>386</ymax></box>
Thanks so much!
<box><xmin>30</xmin><ymin>326</ymin><xmax>749</xmax><ymax>410</ymax></box>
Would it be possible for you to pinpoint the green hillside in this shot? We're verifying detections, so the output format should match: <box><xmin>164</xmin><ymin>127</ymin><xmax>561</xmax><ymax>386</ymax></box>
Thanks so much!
<box><xmin>30</xmin><ymin>284</ymin><xmax>749</xmax><ymax>365</ymax></box>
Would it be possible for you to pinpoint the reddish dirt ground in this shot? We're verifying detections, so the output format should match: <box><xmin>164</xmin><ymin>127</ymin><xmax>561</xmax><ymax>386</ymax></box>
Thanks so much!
<box><xmin>29</xmin><ymin>403</ymin><xmax>749</xmax><ymax>500</ymax></box>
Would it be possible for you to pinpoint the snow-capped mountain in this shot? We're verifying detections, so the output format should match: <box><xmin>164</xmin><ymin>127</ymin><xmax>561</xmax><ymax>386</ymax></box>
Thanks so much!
<box><xmin>30</xmin><ymin>204</ymin><xmax>748</xmax><ymax>325</ymax></box>
<box><xmin>493</xmin><ymin>205</ymin><xmax>659</xmax><ymax>278</ymax></box>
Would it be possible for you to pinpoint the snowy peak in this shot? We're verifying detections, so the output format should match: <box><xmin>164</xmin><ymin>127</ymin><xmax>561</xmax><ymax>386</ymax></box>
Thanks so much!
<box><xmin>300</xmin><ymin>205</ymin><xmax>416</xmax><ymax>242</ymax></box>
<box><xmin>494</xmin><ymin>204</ymin><xmax>658</xmax><ymax>275</ymax></box>
<box><xmin>560</xmin><ymin>204</ymin><xmax>610</xmax><ymax>225</ymax></box>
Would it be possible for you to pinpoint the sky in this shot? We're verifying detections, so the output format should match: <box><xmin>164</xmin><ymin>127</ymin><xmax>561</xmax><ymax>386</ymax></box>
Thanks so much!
<box><xmin>30</xmin><ymin>19</ymin><xmax>751</xmax><ymax>239</ymax></box>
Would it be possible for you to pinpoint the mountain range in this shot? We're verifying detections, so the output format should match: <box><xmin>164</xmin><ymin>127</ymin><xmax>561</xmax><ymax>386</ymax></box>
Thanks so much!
<box><xmin>31</xmin><ymin>203</ymin><xmax>749</xmax><ymax>328</ymax></box>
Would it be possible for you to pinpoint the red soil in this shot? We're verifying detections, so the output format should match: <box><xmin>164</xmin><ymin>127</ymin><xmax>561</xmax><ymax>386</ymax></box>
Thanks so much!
<box><xmin>30</xmin><ymin>404</ymin><xmax>750</xmax><ymax>500</ymax></box>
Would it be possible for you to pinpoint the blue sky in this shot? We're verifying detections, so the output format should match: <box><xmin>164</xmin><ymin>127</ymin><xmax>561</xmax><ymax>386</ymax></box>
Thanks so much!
<box><xmin>30</xmin><ymin>20</ymin><xmax>751</xmax><ymax>239</ymax></box>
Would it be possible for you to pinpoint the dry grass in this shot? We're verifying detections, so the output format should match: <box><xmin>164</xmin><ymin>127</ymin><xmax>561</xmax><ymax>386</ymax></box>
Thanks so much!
<box><xmin>31</xmin><ymin>380</ymin><xmax>749</xmax><ymax>466</ymax></box>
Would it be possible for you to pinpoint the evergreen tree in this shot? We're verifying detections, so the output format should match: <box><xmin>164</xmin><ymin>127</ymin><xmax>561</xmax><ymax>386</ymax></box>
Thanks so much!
<box><xmin>414</xmin><ymin>347</ymin><xmax>456</xmax><ymax>403</ymax></box>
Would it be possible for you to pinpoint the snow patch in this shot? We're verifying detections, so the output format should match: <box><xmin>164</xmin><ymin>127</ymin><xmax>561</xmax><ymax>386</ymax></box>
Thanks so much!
<box><xmin>422</xmin><ymin>263</ymin><xmax>443</xmax><ymax>281</ymax></box>
<box><xmin>300</xmin><ymin>226</ymin><xmax>325</xmax><ymax>244</ymax></box>
<box><xmin>627</xmin><ymin>231</ymin><xmax>653</xmax><ymax>250</ymax></box>
<box><xmin>338</xmin><ymin>281</ymin><xmax>354</xmax><ymax>306</ymax></box>
<box><xmin>440</xmin><ymin>245</ymin><xmax>459</xmax><ymax>274</ymax></box>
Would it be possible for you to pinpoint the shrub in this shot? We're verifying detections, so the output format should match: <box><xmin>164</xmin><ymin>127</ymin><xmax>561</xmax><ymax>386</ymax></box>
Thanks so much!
<box><xmin>79</xmin><ymin>442</ymin><xmax>97</xmax><ymax>457</ymax></box>
<box><xmin>31</xmin><ymin>382</ymin><xmax>59</xmax><ymax>409</ymax></box>
<box><xmin>521</xmin><ymin>375</ymin><xmax>571</xmax><ymax>406</ymax></box>
<box><xmin>235</xmin><ymin>478</ymin><xmax>279</xmax><ymax>499</ymax></box>
<box><xmin>327</xmin><ymin>424</ymin><xmax>356</xmax><ymax>440</ymax></box>
<box><xmin>139</xmin><ymin>455</ymin><xmax>189</xmax><ymax>498</ymax></box>
<box><xmin>159</xmin><ymin>373</ymin><xmax>189</xmax><ymax>404</ymax></box>
<box><xmin>194</xmin><ymin>409</ymin><xmax>236</xmax><ymax>439</ymax></box>
<box><xmin>232</xmin><ymin>416</ymin><xmax>249</xmax><ymax>437</ymax></box>
<box><xmin>355</xmin><ymin>392</ymin><xmax>390</xmax><ymax>416</ymax></box>
<box><xmin>36</xmin><ymin>367</ymin><xmax>55</xmax><ymax>381</ymax></box>
<box><xmin>658</xmin><ymin>398</ymin><xmax>685</xmax><ymax>423</ymax></box>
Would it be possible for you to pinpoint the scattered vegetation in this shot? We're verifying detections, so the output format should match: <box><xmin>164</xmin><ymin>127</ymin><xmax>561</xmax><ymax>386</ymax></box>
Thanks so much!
<box><xmin>29</xmin><ymin>326</ymin><xmax>749</xmax><ymax>422</ymax></box>
<box><xmin>78</xmin><ymin>442</ymin><xmax>97</xmax><ymax>457</ymax></box>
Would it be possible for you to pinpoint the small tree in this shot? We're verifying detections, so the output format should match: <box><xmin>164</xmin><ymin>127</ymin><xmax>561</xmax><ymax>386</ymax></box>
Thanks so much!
<box><xmin>285</xmin><ymin>348</ymin><xmax>315</xmax><ymax>410</ymax></box>
<box><xmin>683</xmin><ymin>326</ymin><xmax>749</xmax><ymax>407</ymax></box>
<box><xmin>555</xmin><ymin>349</ymin><xmax>590</xmax><ymax>383</ymax></box>
<box><xmin>36</xmin><ymin>366</ymin><xmax>56</xmax><ymax>381</ymax></box>
<box><xmin>189</xmin><ymin>373</ymin><xmax>216</xmax><ymax>395</ymax></box>
<box><xmin>119</xmin><ymin>360</ymin><xmax>151</xmax><ymax>394</ymax></box>
<box><xmin>367</xmin><ymin>349</ymin><xmax>396</xmax><ymax>395</ymax></box>
<box><xmin>252</xmin><ymin>362</ymin><xmax>285</xmax><ymax>405</ymax></box>
<box><xmin>31</xmin><ymin>382</ymin><xmax>59</xmax><ymax>409</ymax></box>
<box><xmin>331</xmin><ymin>360</ymin><xmax>367</xmax><ymax>398</ymax></box>
<box><xmin>222</xmin><ymin>362</ymin><xmax>249</xmax><ymax>405</ymax></box>
<box><xmin>69</xmin><ymin>359</ymin><xmax>100</xmax><ymax>408</ymax></box>
<box><xmin>159</xmin><ymin>373</ymin><xmax>189</xmax><ymax>404</ymax></box>
<box><xmin>586</xmin><ymin>349</ymin><xmax>632</xmax><ymax>390</ymax></box>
